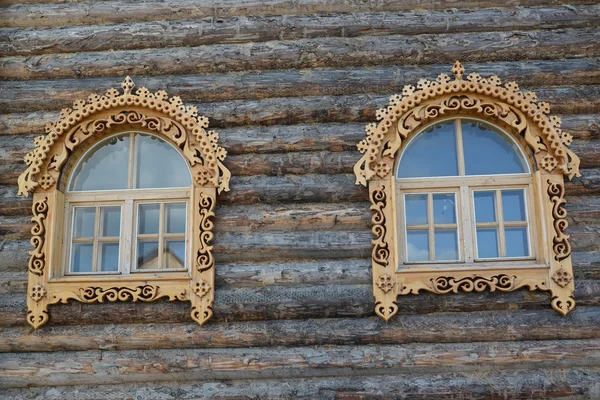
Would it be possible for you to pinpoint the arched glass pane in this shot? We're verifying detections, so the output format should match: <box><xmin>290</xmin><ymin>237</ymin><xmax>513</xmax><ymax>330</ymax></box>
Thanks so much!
<box><xmin>70</xmin><ymin>135</ymin><xmax>130</xmax><ymax>191</ymax></box>
<box><xmin>397</xmin><ymin>120</ymin><xmax>458</xmax><ymax>178</ymax></box>
<box><xmin>135</xmin><ymin>134</ymin><xmax>191</xmax><ymax>189</ymax></box>
<box><xmin>462</xmin><ymin>119</ymin><xmax>528</xmax><ymax>175</ymax></box>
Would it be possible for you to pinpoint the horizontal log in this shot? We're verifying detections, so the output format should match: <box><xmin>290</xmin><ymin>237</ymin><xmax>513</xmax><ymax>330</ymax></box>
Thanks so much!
<box><xmin>1</xmin><ymin>306</ymin><xmax>599</xmax><ymax>353</ymax></box>
<box><xmin>2</xmin><ymin>6</ymin><xmax>599</xmax><ymax>56</ymax></box>
<box><xmin>1</xmin><ymin>338</ymin><xmax>600</xmax><ymax>388</ymax></box>
<box><xmin>3</xmin><ymin>367</ymin><xmax>600</xmax><ymax>399</ymax></box>
<box><xmin>1</xmin><ymin>280</ymin><xmax>599</xmax><ymax>327</ymax></box>
<box><xmin>2</xmin><ymin>29</ymin><xmax>599</xmax><ymax>81</ymax></box>
<box><xmin>2</xmin><ymin>86</ymin><xmax>599</xmax><ymax>137</ymax></box>
<box><xmin>2</xmin><ymin>59</ymin><xmax>599</xmax><ymax>114</ymax></box>
<box><xmin>2</xmin><ymin>0</ymin><xmax>596</xmax><ymax>28</ymax></box>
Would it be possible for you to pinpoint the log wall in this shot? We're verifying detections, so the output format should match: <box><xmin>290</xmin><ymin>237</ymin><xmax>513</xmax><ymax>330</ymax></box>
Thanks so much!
<box><xmin>1</xmin><ymin>1</ymin><xmax>599</xmax><ymax>398</ymax></box>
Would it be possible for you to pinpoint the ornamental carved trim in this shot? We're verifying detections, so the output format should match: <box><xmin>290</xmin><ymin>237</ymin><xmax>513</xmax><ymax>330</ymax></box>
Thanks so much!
<box><xmin>28</xmin><ymin>198</ymin><xmax>48</xmax><ymax>276</ymax></box>
<box><xmin>19</xmin><ymin>77</ymin><xmax>228</xmax><ymax>329</ymax></box>
<box><xmin>18</xmin><ymin>76</ymin><xmax>230</xmax><ymax>197</ymax></box>
<box><xmin>547</xmin><ymin>180</ymin><xmax>572</xmax><ymax>262</ymax></box>
<box><xmin>354</xmin><ymin>61</ymin><xmax>580</xmax><ymax>186</ymax></box>
<box><xmin>356</xmin><ymin>62</ymin><xmax>578</xmax><ymax>321</ymax></box>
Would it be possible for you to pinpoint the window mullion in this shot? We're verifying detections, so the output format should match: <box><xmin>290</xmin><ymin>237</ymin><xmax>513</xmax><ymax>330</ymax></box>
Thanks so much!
<box><xmin>92</xmin><ymin>206</ymin><xmax>101</xmax><ymax>272</ymax></box>
<box><xmin>427</xmin><ymin>193</ymin><xmax>435</xmax><ymax>261</ymax></box>
<box><xmin>455</xmin><ymin>119</ymin><xmax>466</xmax><ymax>176</ymax></box>
<box><xmin>461</xmin><ymin>186</ymin><xmax>474</xmax><ymax>263</ymax></box>
<box><xmin>123</xmin><ymin>199</ymin><xmax>133</xmax><ymax>274</ymax></box>
<box><xmin>128</xmin><ymin>132</ymin><xmax>135</xmax><ymax>189</ymax></box>
<box><xmin>496</xmin><ymin>190</ymin><xmax>506</xmax><ymax>257</ymax></box>
<box><xmin>159</xmin><ymin>202</ymin><xmax>166</xmax><ymax>268</ymax></box>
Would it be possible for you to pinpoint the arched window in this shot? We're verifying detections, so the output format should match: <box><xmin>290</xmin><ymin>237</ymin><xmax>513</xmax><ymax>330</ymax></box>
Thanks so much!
<box><xmin>397</xmin><ymin>118</ymin><xmax>533</xmax><ymax>264</ymax></box>
<box><xmin>18</xmin><ymin>77</ymin><xmax>230</xmax><ymax>328</ymax></box>
<box><xmin>354</xmin><ymin>62</ymin><xmax>580</xmax><ymax>321</ymax></box>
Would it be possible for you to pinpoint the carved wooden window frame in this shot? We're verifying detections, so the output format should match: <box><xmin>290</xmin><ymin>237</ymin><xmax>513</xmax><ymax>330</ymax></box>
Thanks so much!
<box><xmin>18</xmin><ymin>77</ymin><xmax>230</xmax><ymax>328</ymax></box>
<box><xmin>354</xmin><ymin>62</ymin><xmax>580</xmax><ymax>321</ymax></box>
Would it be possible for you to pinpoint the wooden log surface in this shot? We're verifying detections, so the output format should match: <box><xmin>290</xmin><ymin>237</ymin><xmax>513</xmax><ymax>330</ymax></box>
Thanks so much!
<box><xmin>0</xmin><ymin>280</ymin><xmax>599</xmax><ymax>327</ymax></box>
<box><xmin>2</xmin><ymin>29</ymin><xmax>599</xmax><ymax>80</ymax></box>
<box><xmin>1</xmin><ymin>368</ymin><xmax>599</xmax><ymax>399</ymax></box>
<box><xmin>2</xmin><ymin>0</ymin><xmax>597</xmax><ymax>28</ymax></box>
<box><xmin>2</xmin><ymin>59</ymin><xmax>599</xmax><ymax>113</ymax></box>
<box><xmin>0</xmin><ymin>307</ymin><xmax>598</xmax><ymax>353</ymax></box>
<box><xmin>2</xmin><ymin>5</ymin><xmax>599</xmax><ymax>56</ymax></box>
<box><xmin>2</xmin><ymin>86</ymin><xmax>599</xmax><ymax>137</ymax></box>
<box><xmin>1</xmin><ymin>338</ymin><xmax>600</xmax><ymax>388</ymax></box>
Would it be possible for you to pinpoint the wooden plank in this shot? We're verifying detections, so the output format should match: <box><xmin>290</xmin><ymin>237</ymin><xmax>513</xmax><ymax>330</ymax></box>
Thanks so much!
<box><xmin>1</xmin><ymin>29</ymin><xmax>599</xmax><ymax>80</ymax></box>
<box><xmin>2</xmin><ymin>368</ymin><xmax>600</xmax><ymax>399</ymax></box>
<box><xmin>0</xmin><ymin>280</ymin><xmax>599</xmax><ymax>327</ymax></box>
<box><xmin>1</xmin><ymin>338</ymin><xmax>600</xmax><ymax>388</ymax></box>
<box><xmin>0</xmin><ymin>307</ymin><xmax>598</xmax><ymax>353</ymax></box>
<box><xmin>2</xmin><ymin>6</ymin><xmax>599</xmax><ymax>56</ymax></box>
<box><xmin>2</xmin><ymin>86</ymin><xmax>599</xmax><ymax>136</ymax></box>
<box><xmin>2</xmin><ymin>58</ymin><xmax>599</xmax><ymax>113</ymax></box>
<box><xmin>2</xmin><ymin>0</ymin><xmax>596</xmax><ymax>28</ymax></box>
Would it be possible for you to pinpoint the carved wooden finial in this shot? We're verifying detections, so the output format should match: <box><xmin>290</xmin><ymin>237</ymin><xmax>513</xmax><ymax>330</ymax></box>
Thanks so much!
<box><xmin>451</xmin><ymin>61</ymin><xmax>465</xmax><ymax>80</ymax></box>
<box><xmin>121</xmin><ymin>76</ymin><xmax>135</xmax><ymax>95</ymax></box>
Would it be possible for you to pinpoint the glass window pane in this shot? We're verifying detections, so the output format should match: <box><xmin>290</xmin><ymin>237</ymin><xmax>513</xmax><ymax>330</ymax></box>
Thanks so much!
<box><xmin>397</xmin><ymin>120</ymin><xmax>459</xmax><ymax>178</ymax></box>
<box><xmin>474</xmin><ymin>191</ymin><xmax>496</xmax><ymax>223</ymax></box>
<box><xmin>506</xmin><ymin>227</ymin><xmax>530</xmax><ymax>257</ymax></box>
<box><xmin>71</xmin><ymin>243</ymin><xmax>93</xmax><ymax>273</ymax></box>
<box><xmin>70</xmin><ymin>134</ymin><xmax>130</xmax><ymax>191</ymax></box>
<box><xmin>405</xmin><ymin>194</ymin><xmax>428</xmax><ymax>226</ymax></box>
<box><xmin>406</xmin><ymin>230</ymin><xmax>429</xmax><ymax>262</ymax></box>
<box><xmin>435</xmin><ymin>229</ymin><xmax>459</xmax><ymax>261</ymax></box>
<box><xmin>165</xmin><ymin>240</ymin><xmax>186</xmax><ymax>269</ymax></box>
<box><xmin>462</xmin><ymin>119</ymin><xmax>528</xmax><ymax>175</ymax></box>
<box><xmin>137</xmin><ymin>241</ymin><xmax>159</xmax><ymax>270</ymax></box>
<box><xmin>101</xmin><ymin>207</ymin><xmax>121</xmax><ymax>237</ymax></box>
<box><xmin>476</xmin><ymin>228</ymin><xmax>499</xmax><ymax>258</ymax></box>
<box><xmin>138</xmin><ymin>204</ymin><xmax>160</xmax><ymax>235</ymax></box>
<box><xmin>73</xmin><ymin>207</ymin><xmax>96</xmax><ymax>238</ymax></box>
<box><xmin>99</xmin><ymin>242</ymin><xmax>120</xmax><ymax>272</ymax></box>
<box><xmin>166</xmin><ymin>203</ymin><xmax>187</xmax><ymax>234</ymax></box>
<box><xmin>433</xmin><ymin>193</ymin><xmax>456</xmax><ymax>224</ymax></box>
<box><xmin>502</xmin><ymin>190</ymin><xmax>526</xmax><ymax>222</ymax></box>
<box><xmin>134</xmin><ymin>134</ymin><xmax>191</xmax><ymax>189</ymax></box>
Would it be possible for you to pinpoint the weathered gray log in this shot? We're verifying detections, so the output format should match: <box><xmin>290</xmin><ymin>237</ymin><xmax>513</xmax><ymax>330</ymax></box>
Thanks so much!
<box><xmin>2</xmin><ymin>29</ymin><xmax>599</xmax><ymax>80</ymax></box>
<box><xmin>2</xmin><ymin>59</ymin><xmax>599</xmax><ymax>113</ymax></box>
<box><xmin>0</xmin><ymin>280</ymin><xmax>599</xmax><ymax>327</ymax></box>
<box><xmin>1</xmin><ymin>338</ymin><xmax>600</xmax><ymax>388</ymax></box>
<box><xmin>2</xmin><ymin>6</ymin><xmax>599</xmax><ymax>56</ymax></box>
<box><xmin>0</xmin><ymin>307</ymin><xmax>599</xmax><ymax>353</ymax></box>
<box><xmin>2</xmin><ymin>0</ymin><xmax>596</xmax><ymax>28</ymax></box>
<box><xmin>2</xmin><ymin>87</ymin><xmax>599</xmax><ymax>136</ymax></box>
<box><xmin>3</xmin><ymin>367</ymin><xmax>600</xmax><ymax>399</ymax></box>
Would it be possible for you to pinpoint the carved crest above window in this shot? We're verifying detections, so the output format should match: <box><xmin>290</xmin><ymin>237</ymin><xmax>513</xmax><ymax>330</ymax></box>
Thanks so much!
<box><xmin>354</xmin><ymin>62</ymin><xmax>580</xmax><ymax>321</ymax></box>
<box><xmin>18</xmin><ymin>77</ymin><xmax>230</xmax><ymax>328</ymax></box>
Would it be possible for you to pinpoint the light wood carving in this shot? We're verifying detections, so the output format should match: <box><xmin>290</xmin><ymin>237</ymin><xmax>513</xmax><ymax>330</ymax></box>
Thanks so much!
<box><xmin>354</xmin><ymin>62</ymin><xmax>579</xmax><ymax>320</ymax></box>
<box><xmin>18</xmin><ymin>77</ymin><xmax>230</xmax><ymax>328</ymax></box>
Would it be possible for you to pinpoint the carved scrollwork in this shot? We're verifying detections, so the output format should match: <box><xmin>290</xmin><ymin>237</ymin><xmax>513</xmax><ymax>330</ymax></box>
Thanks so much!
<box><xmin>58</xmin><ymin>285</ymin><xmax>186</xmax><ymax>304</ymax></box>
<box><xmin>369</xmin><ymin>186</ymin><xmax>389</xmax><ymax>269</ymax></box>
<box><xmin>428</xmin><ymin>274</ymin><xmax>516</xmax><ymax>294</ymax></box>
<box><xmin>354</xmin><ymin>61</ymin><xmax>581</xmax><ymax>186</ymax></box>
<box><xmin>18</xmin><ymin>76</ymin><xmax>231</xmax><ymax>197</ymax></box>
<box><xmin>28</xmin><ymin>198</ymin><xmax>48</xmax><ymax>276</ymax></box>
<box><xmin>197</xmin><ymin>192</ymin><xmax>216</xmax><ymax>273</ymax></box>
<box><xmin>547</xmin><ymin>180</ymin><xmax>571</xmax><ymax>261</ymax></box>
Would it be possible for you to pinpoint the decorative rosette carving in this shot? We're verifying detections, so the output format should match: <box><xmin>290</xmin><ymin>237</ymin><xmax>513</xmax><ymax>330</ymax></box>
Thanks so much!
<box><xmin>29</xmin><ymin>284</ymin><xmax>46</xmax><ymax>302</ymax></box>
<box><xmin>354</xmin><ymin>61</ymin><xmax>581</xmax><ymax>186</ymax></box>
<box><xmin>552</xmin><ymin>268</ymin><xmax>573</xmax><ymax>288</ymax></box>
<box><xmin>18</xmin><ymin>76</ymin><xmax>231</xmax><ymax>197</ymax></box>
<box><xmin>192</xmin><ymin>279</ymin><xmax>211</xmax><ymax>298</ymax></box>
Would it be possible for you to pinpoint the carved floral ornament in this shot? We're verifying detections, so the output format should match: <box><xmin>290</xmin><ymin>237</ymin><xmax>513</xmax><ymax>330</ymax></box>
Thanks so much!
<box><xmin>355</xmin><ymin>62</ymin><xmax>579</xmax><ymax>321</ymax></box>
<box><xmin>18</xmin><ymin>77</ymin><xmax>230</xmax><ymax>328</ymax></box>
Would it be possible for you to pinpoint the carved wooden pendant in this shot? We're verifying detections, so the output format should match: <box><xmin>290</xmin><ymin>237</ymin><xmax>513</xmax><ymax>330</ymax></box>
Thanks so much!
<box><xmin>18</xmin><ymin>77</ymin><xmax>230</xmax><ymax>328</ymax></box>
<box><xmin>354</xmin><ymin>62</ymin><xmax>579</xmax><ymax>320</ymax></box>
